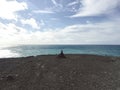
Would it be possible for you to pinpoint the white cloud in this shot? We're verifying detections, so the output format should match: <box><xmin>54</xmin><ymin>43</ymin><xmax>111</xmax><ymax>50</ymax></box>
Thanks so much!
<box><xmin>0</xmin><ymin>0</ymin><xmax>28</xmax><ymax>20</ymax></box>
<box><xmin>0</xmin><ymin>20</ymin><xmax>120</xmax><ymax>45</ymax></box>
<box><xmin>21</xmin><ymin>18</ymin><xmax>40</xmax><ymax>29</ymax></box>
<box><xmin>0</xmin><ymin>0</ymin><xmax>119</xmax><ymax>46</ymax></box>
<box><xmin>33</xmin><ymin>9</ymin><xmax>54</xmax><ymax>14</ymax></box>
<box><xmin>67</xmin><ymin>1</ymin><xmax>79</xmax><ymax>6</ymax></box>
<box><xmin>72</xmin><ymin>0</ymin><xmax>120</xmax><ymax>17</ymax></box>
<box><xmin>50</xmin><ymin>0</ymin><xmax>63</xmax><ymax>12</ymax></box>
<box><xmin>0</xmin><ymin>22</ymin><xmax>28</xmax><ymax>45</ymax></box>
<box><xmin>51</xmin><ymin>0</ymin><xmax>57</xmax><ymax>6</ymax></box>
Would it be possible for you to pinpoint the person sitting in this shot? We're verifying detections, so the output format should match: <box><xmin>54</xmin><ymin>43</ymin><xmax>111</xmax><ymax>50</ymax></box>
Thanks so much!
<box><xmin>57</xmin><ymin>50</ymin><xmax>66</xmax><ymax>58</ymax></box>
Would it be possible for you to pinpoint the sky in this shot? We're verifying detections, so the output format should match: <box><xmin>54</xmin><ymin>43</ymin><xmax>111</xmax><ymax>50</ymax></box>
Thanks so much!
<box><xmin>0</xmin><ymin>0</ymin><xmax>120</xmax><ymax>45</ymax></box>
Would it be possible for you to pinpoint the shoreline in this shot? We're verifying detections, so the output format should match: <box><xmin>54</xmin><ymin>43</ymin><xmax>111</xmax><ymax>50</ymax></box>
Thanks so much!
<box><xmin>0</xmin><ymin>54</ymin><xmax>120</xmax><ymax>90</ymax></box>
<box><xmin>0</xmin><ymin>54</ymin><xmax>120</xmax><ymax>60</ymax></box>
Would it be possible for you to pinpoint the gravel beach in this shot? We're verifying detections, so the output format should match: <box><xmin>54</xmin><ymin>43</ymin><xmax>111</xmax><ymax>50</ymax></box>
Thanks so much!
<box><xmin>0</xmin><ymin>54</ymin><xmax>120</xmax><ymax>90</ymax></box>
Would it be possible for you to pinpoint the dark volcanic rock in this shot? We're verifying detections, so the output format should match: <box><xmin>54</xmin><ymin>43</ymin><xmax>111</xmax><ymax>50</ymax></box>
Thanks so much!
<box><xmin>6</xmin><ymin>75</ymin><xmax>14</xmax><ymax>81</ymax></box>
<box><xmin>0</xmin><ymin>54</ymin><xmax>120</xmax><ymax>90</ymax></box>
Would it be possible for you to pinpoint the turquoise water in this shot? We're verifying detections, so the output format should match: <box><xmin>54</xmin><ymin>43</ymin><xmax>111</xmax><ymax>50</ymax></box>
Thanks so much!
<box><xmin>0</xmin><ymin>45</ymin><xmax>120</xmax><ymax>58</ymax></box>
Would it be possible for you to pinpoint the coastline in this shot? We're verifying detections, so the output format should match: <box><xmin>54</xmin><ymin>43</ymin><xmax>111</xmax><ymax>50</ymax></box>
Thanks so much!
<box><xmin>0</xmin><ymin>53</ymin><xmax>119</xmax><ymax>60</ymax></box>
<box><xmin>0</xmin><ymin>54</ymin><xmax>120</xmax><ymax>90</ymax></box>
<box><xmin>1</xmin><ymin>45</ymin><xmax>120</xmax><ymax>58</ymax></box>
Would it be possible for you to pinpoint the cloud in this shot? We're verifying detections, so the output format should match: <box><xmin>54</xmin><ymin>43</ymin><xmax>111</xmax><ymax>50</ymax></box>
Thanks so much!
<box><xmin>67</xmin><ymin>1</ymin><xmax>79</xmax><ymax>6</ymax></box>
<box><xmin>57</xmin><ymin>21</ymin><xmax>120</xmax><ymax>44</ymax></box>
<box><xmin>0</xmin><ymin>0</ymin><xmax>119</xmax><ymax>46</ymax></box>
<box><xmin>21</xmin><ymin>18</ymin><xmax>40</xmax><ymax>29</ymax></box>
<box><xmin>0</xmin><ymin>22</ymin><xmax>28</xmax><ymax>45</ymax></box>
<box><xmin>33</xmin><ymin>9</ymin><xmax>54</xmax><ymax>14</ymax></box>
<box><xmin>71</xmin><ymin>0</ymin><xmax>120</xmax><ymax>17</ymax></box>
<box><xmin>50</xmin><ymin>0</ymin><xmax>63</xmax><ymax>11</ymax></box>
<box><xmin>0</xmin><ymin>0</ymin><xmax>28</xmax><ymax>20</ymax></box>
<box><xmin>51</xmin><ymin>0</ymin><xmax>57</xmax><ymax>6</ymax></box>
<box><xmin>0</xmin><ymin>20</ymin><xmax>120</xmax><ymax>45</ymax></box>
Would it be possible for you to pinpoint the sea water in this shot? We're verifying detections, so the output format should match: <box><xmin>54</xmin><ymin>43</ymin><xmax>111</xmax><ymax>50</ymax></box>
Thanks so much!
<box><xmin>0</xmin><ymin>45</ymin><xmax>120</xmax><ymax>58</ymax></box>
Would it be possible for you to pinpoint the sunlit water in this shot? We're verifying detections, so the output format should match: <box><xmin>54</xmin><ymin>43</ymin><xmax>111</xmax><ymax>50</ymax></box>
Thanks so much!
<box><xmin>0</xmin><ymin>49</ymin><xmax>20</xmax><ymax>58</ymax></box>
<box><xmin>0</xmin><ymin>45</ymin><xmax>120</xmax><ymax>58</ymax></box>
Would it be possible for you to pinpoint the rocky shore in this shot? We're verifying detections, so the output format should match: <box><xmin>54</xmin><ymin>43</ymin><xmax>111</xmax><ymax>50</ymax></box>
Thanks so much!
<box><xmin>0</xmin><ymin>54</ymin><xmax>120</xmax><ymax>90</ymax></box>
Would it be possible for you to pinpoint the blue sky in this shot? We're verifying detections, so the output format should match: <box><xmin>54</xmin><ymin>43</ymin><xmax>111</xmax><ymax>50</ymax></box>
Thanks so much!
<box><xmin>0</xmin><ymin>0</ymin><xmax>120</xmax><ymax>45</ymax></box>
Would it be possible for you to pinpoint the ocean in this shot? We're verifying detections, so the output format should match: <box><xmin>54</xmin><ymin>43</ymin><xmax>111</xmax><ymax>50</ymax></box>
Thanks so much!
<box><xmin>0</xmin><ymin>45</ymin><xmax>120</xmax><ymax>58</ymax></box>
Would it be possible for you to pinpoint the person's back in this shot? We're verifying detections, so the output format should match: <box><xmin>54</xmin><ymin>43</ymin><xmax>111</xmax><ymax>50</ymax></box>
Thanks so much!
<box><xmin>57</xmin><ymin>50</ymin><xmax>66</xmax><ymax>58</ymax></box>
